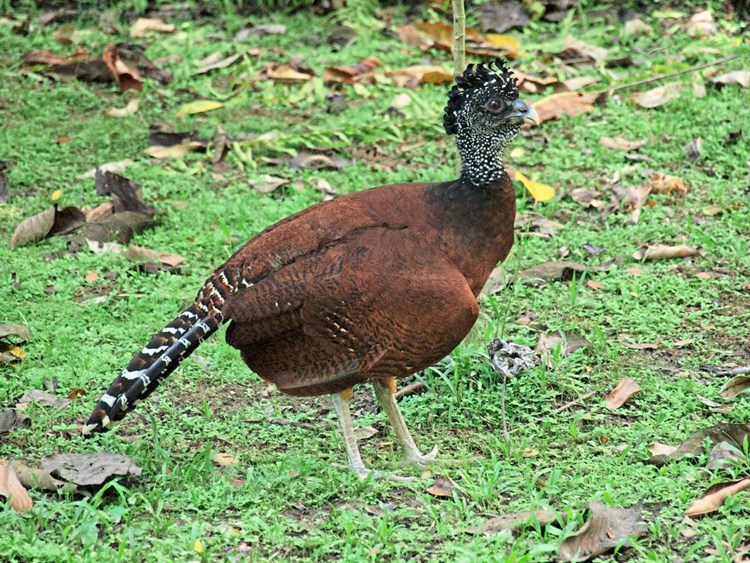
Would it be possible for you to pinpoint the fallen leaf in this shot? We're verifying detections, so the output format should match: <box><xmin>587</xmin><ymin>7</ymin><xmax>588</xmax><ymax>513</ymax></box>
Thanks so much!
<box><xmin>288</xmin><ymin>152</ymin><xmax>351</xmax><ymax>170</ymax></box>
<box><xmin>23</xmin><ymin>48</ymin><xmax>87</xmax><ymax>65</ymax></box>
<box><xmin>514</xmin><ymin>213</ymin><xmax>562</xmax><ymax>239</ymax></box>
<box><xmin>561</xmin><ymin>76</ymin><xmax>600</xmax><ymax>91</ymax></box>
<box><xmin>630</xmin><ymin>82</ymin><xmax>683</xmax><ymax>108</ymax></box>
<box><xmin>710</xmin><ymin>71</ymin><xmax>750</xmax><ymax>89</ymax></box>
<box><xmin>517</xmin><ymin>261</ymin><xmax>611</xmax><ymax>284</ymax></box>
<box><xmin>604</xmin><ymin>378</ymin><xmax>641</xmax><ymax>409</ymax></box>
<box><xmin>685</xmin><ymin>478</ymin><xmax>750</xmax><ymax>517</ymax></box>
<box><xmin>9</xmin><ymin>205</ymin><xmax>86</xmax><ymax>249</ymax></box>
<box><xmin>0</xmin><ymin>410</ymin><xmax>30</xmax><ymax>434</ymax></box>
<box><xmin>10</xmin><ymin>460</ymin><xmax>65</xmax><ymax>492</ymax></box>
<box><xmin>586</xmin><ymin>280</ymin><xmax>604</xmax><ymax>290</ymax></box>
<box><xmin>512</xmin><ymin>170</ymin><xmax>555</xmax><ymax>201</ymax></box>
<box><xmin>532</xmin><ymin>92</ymin><xmax>600</xmax><ymax>123</ymax></box>
<box><xmin>41</xmin><ymin>451</ymin><xmax>142</xmax><ymax>486</ymax></box>
<box><xmin>599</xmin><ymin>136</ymin><xmax>645</xmax><ymax>151</ymax></box>
<box><xmin>386</xmin><ymin>65</ymin><xmax>453</xmax><ymax>88</ymax></box>
<box><xmin>720</xmin><ymin>375</ymin><xmax>750</xmax><ymax>399</ymax></box>
<box><xmin>83</xmin><ymin>211</ymin><xmax>156</xmax><ymax>244</ymax></box>
<box><xmin>0</xmin><ymin>461</ymin><xmax>33</xmax><ymax>512</ymax></box>
<box><xmin>79</xmin><ymin>159</ymin><xmax>133</xmax><ymax>179</ymax></box>
<box><xmin>105</xmin><ymin>98</ymin><xmax>139</xmax><ymax>118</ymax></box>
<box><xmin>16</xmin><ymin>389</ymin><xmax>71</xmax><ymax>409</ymax></box>
<box><xmin>195</xmin><ymin>51</ymin><xmax>243</xmax><ymax>74</ymax></box>
<box><xmin>353</xmin><ymin>426</ymin><xmax>378</xmax><ymax>441</ymax></box>
<box><xmin>613</xmin><ymin>184</ymin><xmax>652</xmax><ymax>224</ymax></box>
<box><xmin>250</xmin><ymin>175</ymin><xmax>289</xmax><ymax>194</ymax></box>
<box><xmin>558</xmin><ymin>502</ymin><xmax>647</xmax><ymax>561</ymax></box>
<box><xmin>649</xmin><ymin>173</ymin><xmax>687</xmax><ymax>195</ymax></box>
<box><xmin>123</xmin><ymin>246</ymin><xmax>186</xmax><ymax>270</ymax></box>
<box><xmin>265</xmin><ymin>63</ymin><xmax>314</xmax><ymax>83</ymax></box>
<box><xmin>483</xmin><ymin>34</ymin><xmax>521</xmax><ymax>55</ymax></box>
<box><xmin>648</xmin><ymin>443</ymin><xmax>678</xmax><ymax>457</ymax></box>
<box><xmin>130</xmin><ymin>17</ymin><xmax>175</xmax><ymax>38</ymax></box>
<box><xmin>85</xmin><ymin>270</ymin><xmax>98</xmax><ymax>282</ymax></box>
<box><xmin>323</xmin><ymin>56</ymin><xmax>382</xmax><ymax>84</ymax></box>
<box><xmin>568</xmin><ymin>187</ymin><xmax>608</xmax><ymax>209</ymax></box>
<box><xmin>68</xmin><ymin>388</ymin><xmax>87</xmax><ymax>400</ymax></box>
<box><xmin>95</xmin><ymin>171</ymin><xmax>154</xmax><ymax>214</ymax></box>
<box><xmin>706</xmin><ymin>442</ymin><xmax>744</xmax><ymax>471</ymax></box>
<box><xmin>559</xmin><ymin>35</ymin><xmax>608</xmax><ymax>66</ymax></box>
<box><xmin>470</xmin><ymin>509</ymin><xmax>557</xmax><ymax>535</ymax></box>
<box><xmin>0</xmin><ymin>324</ymin><xmax>31</xmax><ymax>342</ymax></box>
<box><xmin>213</xmin><ymin>453</ymin><xmax>239</xmax><ymax>466</ymax></box>
<box><xmin>176</xmin><ymin>100</ymin><xmax>223</xmax><ymax>116</ymax></box>
<box><xmin>535</xmin><ymin>332</ymin><xmax>590</xmax><ymax>357</ymax></box>
<box><xmin>102</xmin><ymin>44</ymin><xmax>142</xmax><ymax>93</ymax></box>
<box><xmin>477</xmin><ymin>1</ymin><xmax>529</xmax><ymax>33</ymax></box>
<box><xmin>647</xmin><ymin>423</ymin><xmax>750</xmax><ymax>466</ymax></box>
<box><xmin>427</xmin><ymin>476</ymin><xmax>458</xmax><ymax>497</ymax></box>
<box><xmin>623</xmin><ymin>17</ymin><xmax>653</xmax><ymax>35</ymax></box>
<box><xmin>632</xmin><ymin>244</ymin><xmax>699</xmax><ymax>261</ymax></box>
<box><xmin>54</xmin><ymin>23</ymin><xmax>77</xmax><ymax>45</ymax></box>
<box><xmin>685</xmin><ymin>10</ymin><xmax>717</xmax><ymax>37</ymax></box>
<box><xmin>234</xmin><ymin>24</ymin><xmax>286</xmax><ymax>39</ymax></box>
<box><xmin>144</xmin><ymin>141</ymin><xmax>206</xmax><ymax>159</ymax></box>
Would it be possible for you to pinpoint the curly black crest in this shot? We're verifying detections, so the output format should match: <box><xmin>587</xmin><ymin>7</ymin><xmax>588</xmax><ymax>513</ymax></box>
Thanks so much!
<box><xmin>443</xmin><ymin>59</ymin><xmax>519</xmax><ymax>135</ymax></box>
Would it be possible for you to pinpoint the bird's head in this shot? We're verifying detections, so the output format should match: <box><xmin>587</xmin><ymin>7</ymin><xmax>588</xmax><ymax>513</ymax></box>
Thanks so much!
<box><xmin>443</xmin><ymin>59</ymin><xmax>538</xmax><ymax>183</ymax></box>
<box><xmin>444</xmin><ymin>58</ymin><xmax>538</xmax><ymax>137</ymax></box>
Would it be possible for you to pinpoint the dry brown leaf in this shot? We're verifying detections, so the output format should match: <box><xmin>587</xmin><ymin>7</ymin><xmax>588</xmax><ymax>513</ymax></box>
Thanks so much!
<box><xmin>532</xmin><ymin>92</ymin><xmax>600</xmax><ymax>124</ymax></box>
<box><xmin>706</xmin><ymin>442</ymin><xmax>744</xmax><ymax>471</ymax></box>
<box><xmin>195</xmin><ymin>52</ymin><xmax>243</xmax><ymax>74</ymax></box>
<box><xmin>560</xmin><ymin>35</ymin><xmax>608</xmax><ymax>66</ymax></box>
<box><xmin>10</xmin><ymin>460</ymin><xmax>65</xmax><ymax>492</ymax></box>
<box><xmin>477</xmin><ymin>2</ymin><xmax>529</xmax><ymax>33</ymax></box>
<box><xmin>568</xmin><ymin>187</ymin><xmax>608</xmax><ymax>209</ymax></box>
<box><xmin>649</xmin><ymin>173</ymin><xmax>687</xmax><ymax>195</ymax></box>
<box><xmin>323</xmin><ymin>56</ymin><xmax>382</xmax><ymax>84</ymax></box>
<box><xmin>720</xmin><ymin>375</ymin><xmax>750</xmax><ymax>399</ymax></box>
<box><xmin>386</xmin><ymin>65</ymin><xmax>453</xmax><ymax>88</ymax></box>
<box><xmin>685</xmin><ymin>10</ymin><xmax>717</xmax><ymax>37</ymax></box>
<box><xmin>535</xmin><ymin>332</ymin><xmax>590</xmax><ymax>357</ymax></box>
<box><xmin>54</xmin><ymin>23</ymin><xmax>77</xmax><ymax>45</ymax></box>
<box><xmin>599</xmin><ymin>136</ymin><xmax>645</xmax><ymax>151</ymax></box>
<box><xmin>250</xmin><ymin>175</ymin><xmax>289</xmax><ymax>194</ymax></box>
<box><xmin>612</xmin><ymin>184</ymin><xmax>652</xmax><ymax>225</ymax></box>
<box><xmin>648</xmin><ymin>443</ymin><xmax>678</xmax><ymax>457</ymax></box>
<box><xmin>632</xmin><ymin>244</ymin><xmax>699</xmax><ymax>261</ymax></box>
<box><xmin>41</xmin><ymin>451</ymin><xmax>142</xmax><ymax>486</ymax></box>
<box><xmin>710</xmin><ymin>71</ymin><xmax>750</xmax><ymax>89</ymax></box>
<box><xmin>647</xmin><ymin>423</ymin><xmax>750</xmax><ymax>466</ymax></box>
<box><xmin>0</xmin><ymin>324</ymin><xmax>31</xmax><ymax>342</ymax></box>
<box><xmin>470</xmin><ymin>509</ymin><xmax>557</xmax><ymax>535</ymax></box>
<box><xmin>685</xmin><ymin>478</ymin><xmax>750</xmax><ymax>517</ymax></box>
<box><xmin>623</xmin><ymin>18</ymin><xmax>653</xmax><ymax>35</ymax></box>
<box><xmin>0</xmin><ymin>409</ymin><xmax>30</xmax><ymax>434</ymax></box>
<box><xmin>102</xmin><ymin>44</ymin><xmax>142</xmax><ymax>93</ymax></box>
<box><xmin>586</xmin><ymin>280</ymin><xmax>604</xmax><ymax>290</ymax></box>
<box><xmin>427</xmin><ymin>476</ymin><xmax>458</xmax><ymax>497</ymax></box>
<box><xmin>23</xmin><ymin>48</ymin><xmax>88</xmax><ymax>65</ymax></box>
<box><xmin>353</xmin><ymin>425</ymin><xmax>378</xmax><ymax>441</ymax></box>
<box><xmin>95</xmin><ymin>171</ymin><xmax>154</xmax><ymax>214</ymax></box>
<box><xmin>213</xmin><ymin>453</ymin><xmax>239</xmax><ymax>466</ymax></box>
<box><xmin>130</xmin><ymin>17</ymin><xmax>175</xmax><ymax>38</ymax></box>
<box><xmin>0</xmin><ymin>460</ymin><xmax>33</xmax><ymax>512</ymax></box>
<box><xmin>265</xmin><ymin>63</ymin><xmax>313</xmax><ymax>83</ymax></box>
<box><xmin>123</xmin><ymin>246</ymin><xmax>186</xmax><ymax>269</ymax></box>
<box><xmin>561</xmin><ymin>76</ymin><xmax>600</xmax><ymax>91</ymax></box>
<box><xmin>558</xmin><ymin>502</ymin><xmax>647</xmax><ymax>561</ymax></box>
<box><xmin>105</xmin><ymin>98</ymin><xmax>139</xmax><ymax>118</ymax></box>
<box><xmin>630</xmin><ymin>82</ymin><xmax>683</xmax><ymax>108</ymax></box>
<box><xmin>16</xmin><ymin>389</ymin><xmax>71</xmax><ymax>409</ymax></box>
<box><xmin>604</xmin><ymin>378</ymin><xmax>641</xmax><ymax>409</ymax></box>
<box><xmin>144</xmin><ymin>141</ymin><xmax>205</xmax><ymax>159</ymax></box>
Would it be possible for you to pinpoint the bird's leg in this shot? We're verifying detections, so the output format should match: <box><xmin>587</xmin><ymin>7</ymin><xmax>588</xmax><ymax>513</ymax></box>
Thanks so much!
<box><xmin>331</xmin><ymin>388</ymin><xmax>372</xmax><ymax>479</ymax></box>
<box><xmin>372</xmin><ymin>377</ymin><xmax>438</xmax><ymax>466</ymax></box>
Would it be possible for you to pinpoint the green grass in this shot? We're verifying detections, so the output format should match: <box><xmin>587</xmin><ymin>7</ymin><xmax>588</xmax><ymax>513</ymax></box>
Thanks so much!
<box><xmin>1</xmin><ymin>3</ymin><xmax>749</xmax><ymax>562</ymax></box>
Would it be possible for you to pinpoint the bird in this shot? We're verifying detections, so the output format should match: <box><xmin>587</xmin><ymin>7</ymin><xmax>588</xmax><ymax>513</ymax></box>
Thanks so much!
<box><xmin>84</xmin><ymin>58</ymin><xmax>539</xmax><ymax>478</ymax></box>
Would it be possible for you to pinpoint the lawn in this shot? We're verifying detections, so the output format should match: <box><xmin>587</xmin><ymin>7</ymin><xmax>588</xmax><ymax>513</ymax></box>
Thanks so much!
<box><xmin>1</xmin><ymin>1</ymin><xmax>749</xmax><ymax>561</ymax></box>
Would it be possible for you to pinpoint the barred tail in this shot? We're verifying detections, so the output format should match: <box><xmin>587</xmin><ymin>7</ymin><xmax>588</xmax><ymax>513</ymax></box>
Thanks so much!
<box><xmin>83</xmin><ymin>304</ymin><xmax>223</xmax><ymax>433</ymax></box>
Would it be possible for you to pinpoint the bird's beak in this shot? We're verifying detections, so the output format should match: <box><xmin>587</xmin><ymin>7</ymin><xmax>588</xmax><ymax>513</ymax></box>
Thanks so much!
<box><xmin>506</xmin><ymin>99</ymin><xmax>539</xmax><ymax>126</ymax></box>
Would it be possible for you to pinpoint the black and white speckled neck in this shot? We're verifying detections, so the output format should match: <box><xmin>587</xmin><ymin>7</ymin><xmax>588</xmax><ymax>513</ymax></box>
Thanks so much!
<box><xmin>456</xmin><ymin>123</ymin><xmax>520</xmax><ymax>186</ymax></box>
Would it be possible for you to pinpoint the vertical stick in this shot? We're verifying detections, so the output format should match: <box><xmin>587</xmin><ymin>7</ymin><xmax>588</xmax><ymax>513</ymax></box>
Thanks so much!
<box><xmin>452</xmin><ymin>0</ymin><xmax>466</xmax><ymax>76</ymax></box>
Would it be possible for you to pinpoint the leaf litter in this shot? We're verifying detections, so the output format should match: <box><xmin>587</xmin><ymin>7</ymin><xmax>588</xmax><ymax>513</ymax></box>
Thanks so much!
<box><xmin>42</xmin><ymin>452</ymin><xmax>142</xmax><ymax>487</ymax></box>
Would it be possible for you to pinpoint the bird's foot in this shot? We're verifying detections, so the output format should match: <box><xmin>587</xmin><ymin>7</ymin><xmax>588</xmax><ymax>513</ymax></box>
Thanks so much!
<box><xmin>403</xmin><ymin>444</ymin><xmax>439</xmax><ymax>466</ymax></box>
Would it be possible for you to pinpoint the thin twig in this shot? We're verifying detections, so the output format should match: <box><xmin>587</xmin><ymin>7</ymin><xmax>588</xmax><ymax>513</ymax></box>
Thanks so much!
<box><xmin>394</xmin><ymin>381</ymin><xmax>426</xmax><ymax>400</ymax></box>
<box><xmin>451</xmin><ymin>0</ymin><xmax>466</xmax><ymax>77</ymax></box>
<box><xmin>554</xmin><ymin>390</ymin><xmax>597</xmax><ymax>414</ymax></box>
<box><xmin>594</xmin><ymin>55</ymin><xmax>741</xmax><ymax>95</ymax></box>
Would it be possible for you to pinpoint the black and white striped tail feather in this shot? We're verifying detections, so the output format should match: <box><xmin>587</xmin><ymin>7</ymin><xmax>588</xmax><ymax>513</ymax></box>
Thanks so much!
<box><xmin>83</xmin><ymin>304</ymin><xmax>223</xmax><ymax>433</ymax></box>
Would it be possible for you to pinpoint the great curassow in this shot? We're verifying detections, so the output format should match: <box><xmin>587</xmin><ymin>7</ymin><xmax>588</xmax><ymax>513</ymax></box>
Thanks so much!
<box><xmin>85</xmin><ymin>59</ymin><xmax>539</xmax><ymax>478</ymax></box>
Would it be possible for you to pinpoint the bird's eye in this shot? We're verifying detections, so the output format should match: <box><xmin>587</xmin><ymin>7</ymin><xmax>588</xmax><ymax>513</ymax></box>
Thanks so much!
<box><xmin>487</xmin><ymin>99</ymin><xmax>502</xmax><ymax>111</ymax></box>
